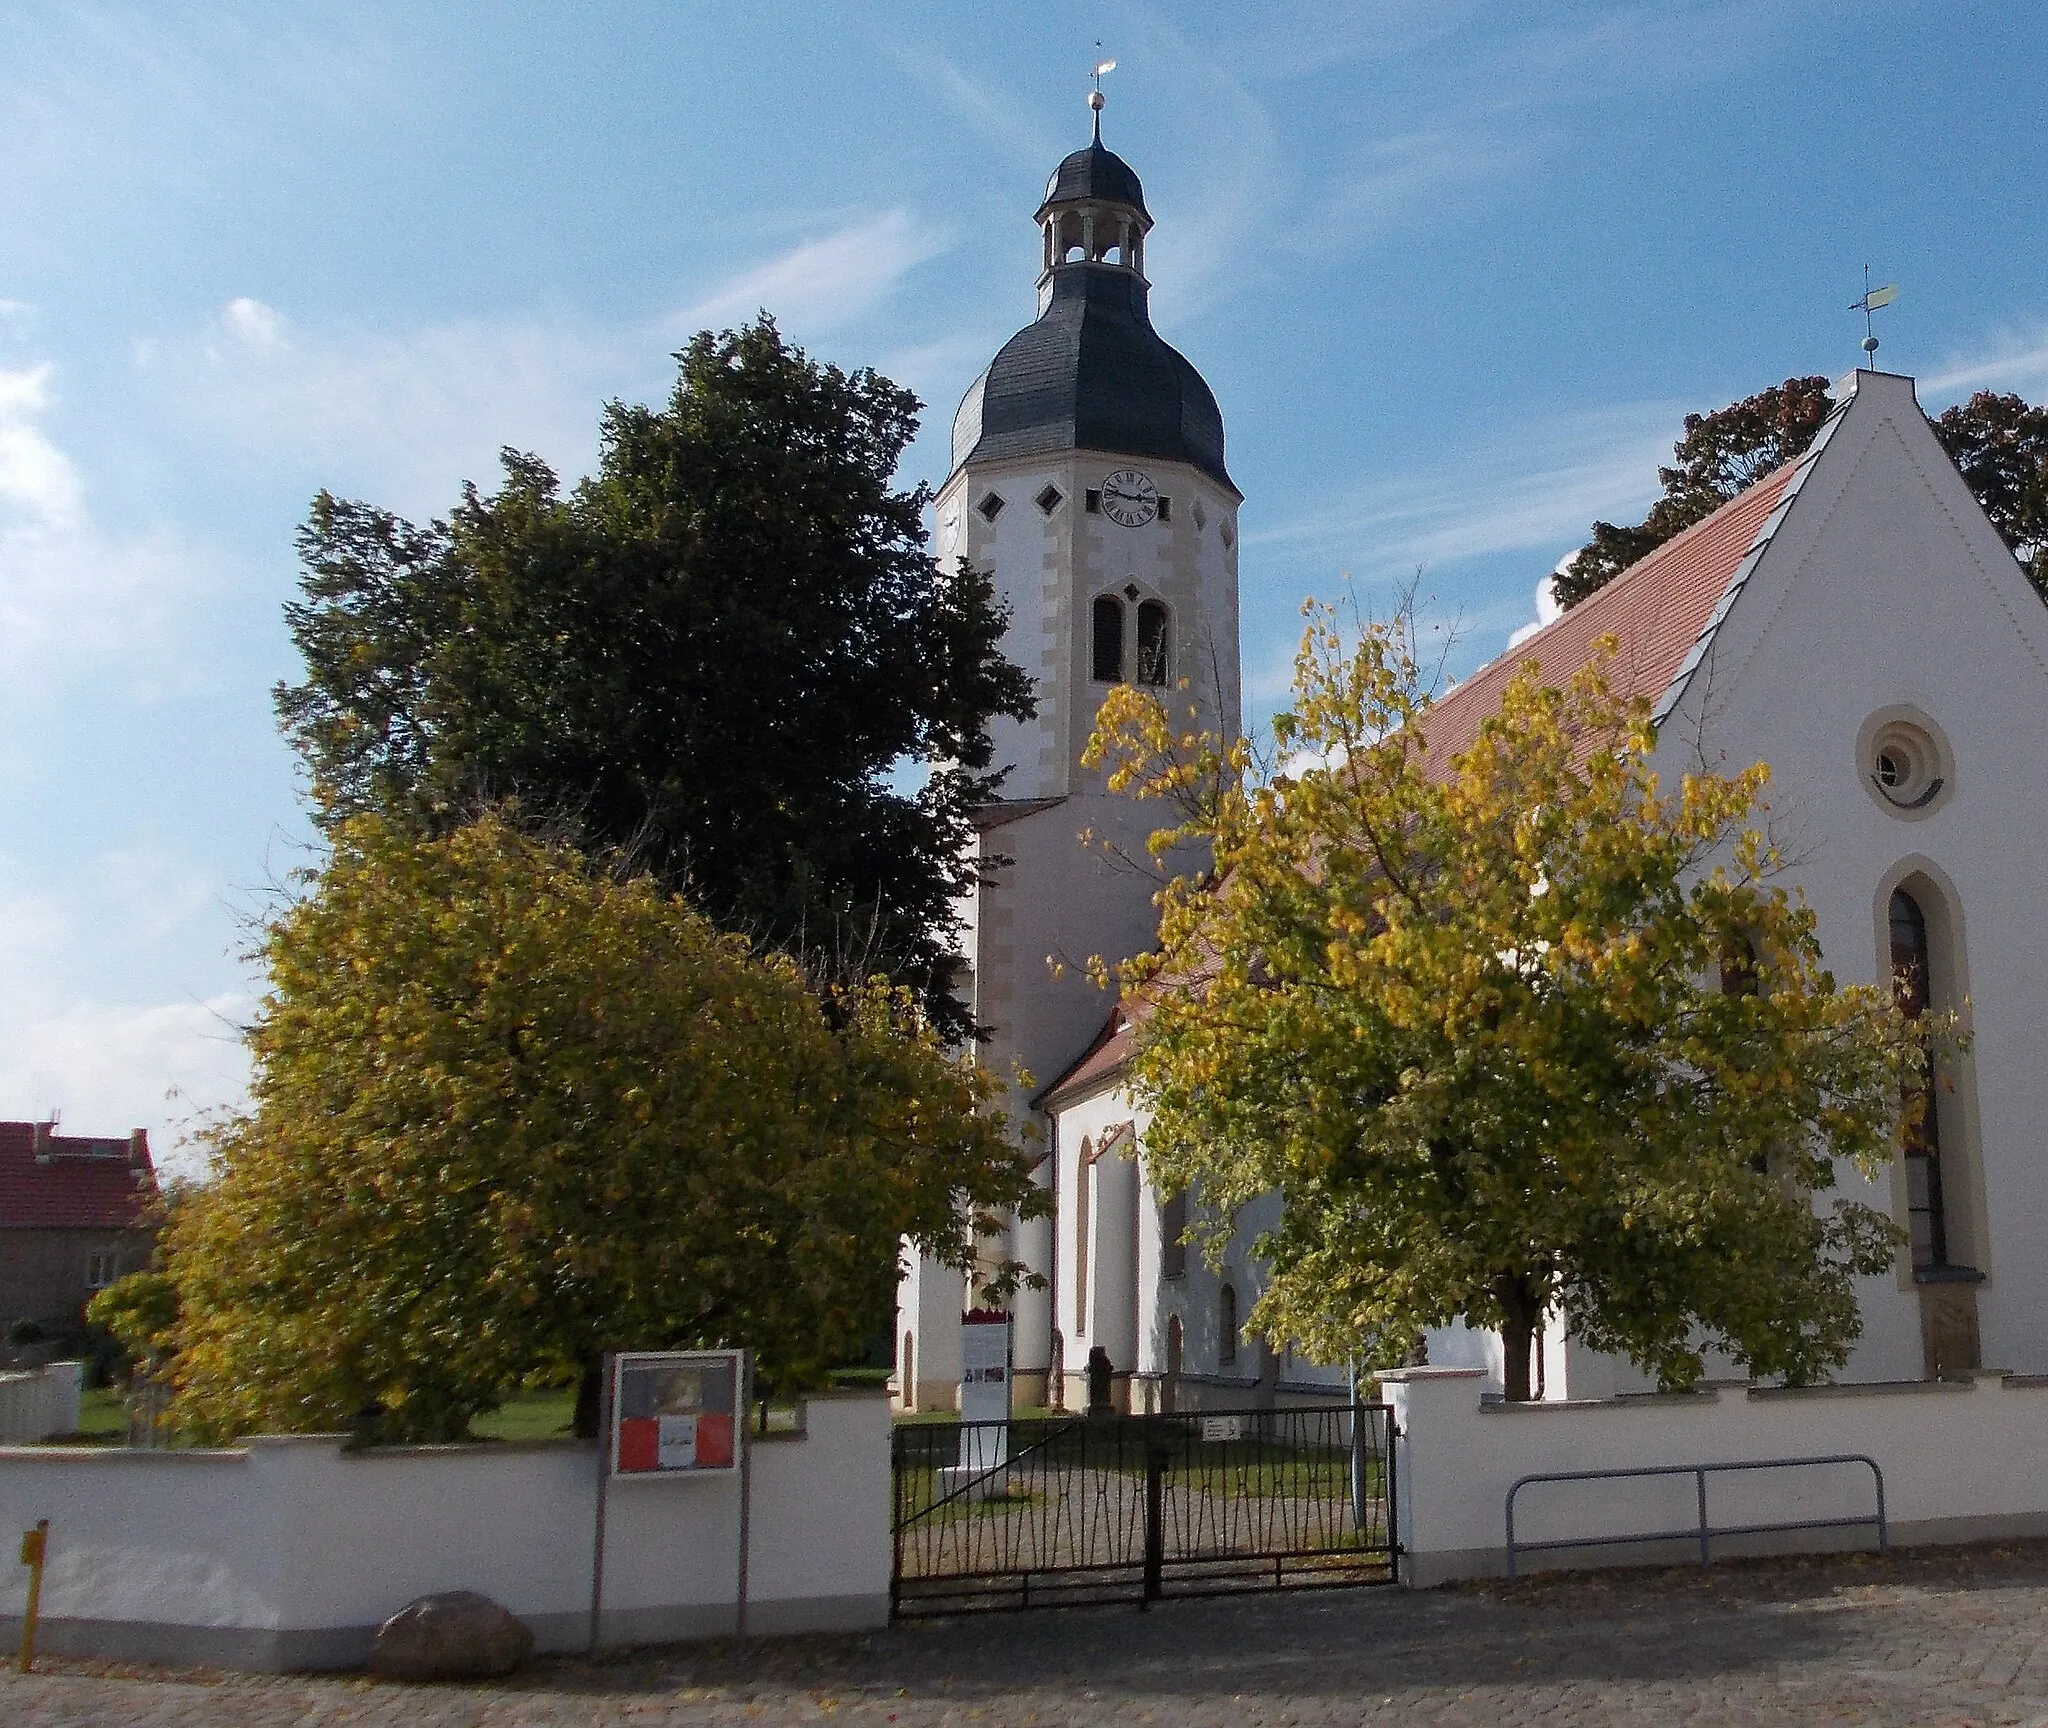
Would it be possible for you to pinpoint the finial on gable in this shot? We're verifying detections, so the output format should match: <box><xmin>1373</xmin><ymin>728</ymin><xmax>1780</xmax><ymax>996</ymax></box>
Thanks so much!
<box><xmin>1850</xmin><ymin>264</ymin><xmax>1898</xmax><ymax>369</ymax></box>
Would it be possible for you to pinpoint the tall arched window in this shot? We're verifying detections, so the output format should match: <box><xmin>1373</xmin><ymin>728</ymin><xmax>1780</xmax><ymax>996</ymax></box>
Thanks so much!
<box><xmin>1219</xmin><ymin>1282</ymin><xmax>1239</xmax><ymax>1366</ymax></box>
<box><xmin>1073</xmin><ymin>1139</ymin><xmax>1093</xmax><ymax>1333</ymax></box>
<box><xmin>1136</xmin><ymin>600</ymin><xmax>1170</xmax><ymax>686</ymax></box>
<box><xmin>1890</xmin><ymin>887</ymin><xmax>1950</xmax><ymax>1270</ymax></box>
<box><xmin>1160</xmin><ymin>1189</ymin><xmax>1188</xmax><ymax>1281</ymax></box>
<box><xmin>1092</xmin><ymin>596</ymin><xmax>1125</xmax><ymax>682</ymax></box>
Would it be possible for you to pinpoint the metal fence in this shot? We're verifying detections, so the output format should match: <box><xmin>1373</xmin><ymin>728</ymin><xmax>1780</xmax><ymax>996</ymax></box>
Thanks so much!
<box><xmin>1505</xmin><ymin>1453</ymin><xmax>1888</xmax><ymax>1578</ymax></box>
<box><xmin>891</xmin><ymin>1403</ymin><xmax>1397</xmax><ymax>1615</ymax></box>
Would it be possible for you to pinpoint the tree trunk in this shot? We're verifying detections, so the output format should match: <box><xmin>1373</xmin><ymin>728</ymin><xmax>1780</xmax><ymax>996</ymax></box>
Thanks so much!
<box><xmin>1494</xmin><ymin>1272</ymin><xmax>1542</xmax><ymax>1403</ymax></box>
<box><xmin>573</xmin><ymin>1356</ymin><xmax>605</xmax><ymax>1439</ymax></box>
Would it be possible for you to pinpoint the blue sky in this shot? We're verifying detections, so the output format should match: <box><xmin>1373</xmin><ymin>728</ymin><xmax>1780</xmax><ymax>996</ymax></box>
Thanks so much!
<box><xmin>3</xmin><ymin>1</ymin><xmax>2043</xmax><ymax>1172</ymax></box>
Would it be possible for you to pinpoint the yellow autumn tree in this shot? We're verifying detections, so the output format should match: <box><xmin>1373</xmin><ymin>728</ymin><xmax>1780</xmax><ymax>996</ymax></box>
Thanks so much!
<box><xmin>1089</xmin><ymin>603</ymin><xmax>1921</xmax><ymax>1399</ymax></box>
<box><xmin>165</xmin><ymin>811</ymin><xmax>1035</xmax><ymax>1442</ymax></box>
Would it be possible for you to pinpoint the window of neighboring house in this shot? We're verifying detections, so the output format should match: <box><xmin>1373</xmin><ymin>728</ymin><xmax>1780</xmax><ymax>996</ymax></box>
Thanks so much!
<box><xmin>86</xmin><ymin>1249</ymin><xmax>120</xmax><ymax>1289</ymax></box>
<box><xmin>1160</xmin><ymin>1189</ymin><xmax>1188</xmax><ymax>1280</ymax></box>
<box><xmin>1092</xmin><ymin>596</ymin><xmax>1125</xmax><ymax>682</ymax></box>
<box><xmin>1073</xmin><ymin>1139</ymin><xmax>1093</xmax><ymax>1334</ymax></box>
<box><xmin>1891</xmin><ymin>886</ymin><xmax>1952</xmax><ymax>1270</ymax></box>
<box><xmin>1136</xmin><ymin>600</ymin><xmax>1170</xmax><ymax>686</ymax></box>
<box><xmin>1219</xmin><ymin>1282</ymin><xmax>1238</xmax><ymax>1366</ymax></box>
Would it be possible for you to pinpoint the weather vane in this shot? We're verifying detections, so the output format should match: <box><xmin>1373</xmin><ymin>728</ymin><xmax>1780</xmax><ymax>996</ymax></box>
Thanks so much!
<box><xmin>1090</xmin><ymin>43</ymin><xmax>1116</xmax><ymax>141</ymax></box>
<box><xmin>1850</xmin><ymin>264</ymin><xmax>1898</xmax><ymax>368</ymax></box>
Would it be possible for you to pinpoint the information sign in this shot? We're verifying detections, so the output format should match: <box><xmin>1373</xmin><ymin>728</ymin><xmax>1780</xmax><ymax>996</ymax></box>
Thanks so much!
<box><xmin>944</xmin><ymin>1312</ymin><xmax>1013</xmax><ymax>1492</ymax></box>
<box><xmin>609</xmin><ymin>1350</ymin><xmax>742</xmax><ymax>1475</ymax></box>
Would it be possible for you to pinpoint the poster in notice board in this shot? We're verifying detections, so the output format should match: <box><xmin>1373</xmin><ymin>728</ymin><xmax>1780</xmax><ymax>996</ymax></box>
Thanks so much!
<box><xmin>610</xmin><ymin>1350</ymin><xmax>743</xmax><ymax>1475</ymax></box>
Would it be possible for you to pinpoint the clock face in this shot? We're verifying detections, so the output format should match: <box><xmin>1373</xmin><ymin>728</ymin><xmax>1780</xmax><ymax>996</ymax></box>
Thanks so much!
<box><xmin>1099</xmin><ymin>469</ymin><xmax>1158</xmax><ymax>528</ymax></box>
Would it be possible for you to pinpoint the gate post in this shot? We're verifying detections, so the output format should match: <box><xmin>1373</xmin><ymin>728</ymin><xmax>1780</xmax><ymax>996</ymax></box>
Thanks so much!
<box><xmin>1142</xmin><ymin>1418</ymin><xmax>1167</xmax><ymax>1606</ymax></box>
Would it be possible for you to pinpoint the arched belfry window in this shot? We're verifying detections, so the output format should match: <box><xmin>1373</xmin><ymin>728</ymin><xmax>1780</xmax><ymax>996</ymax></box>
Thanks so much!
<box><xmin>1136</xmin><ymin>600</ymin><xmax>1170</xmax><ymax>686</ymax></box>
<box><xmin>1219</xmin><ymin>1282</ymin><xmax>1239</xmax><ymax>1366</ymax></box>
<box><xmin>1092</xmin><ymin>595</ymin><xmax>1125</xmax><ymax>682</ymax></box>
<box><xmin>1890</xmin><ymin>887</ymin><xmax>1951</xmax><ymax>1270</ymax></box>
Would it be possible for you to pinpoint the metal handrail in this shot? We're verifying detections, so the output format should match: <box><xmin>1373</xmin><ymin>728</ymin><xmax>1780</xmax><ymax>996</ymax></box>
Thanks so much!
<box><xmin>1504</xmin><ymin>1452</ymin><xmax>1887</xmax><ymax>1579</ymax></box>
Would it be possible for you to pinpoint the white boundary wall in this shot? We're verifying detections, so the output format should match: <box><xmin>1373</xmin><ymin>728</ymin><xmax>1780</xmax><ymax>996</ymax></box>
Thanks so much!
<box><xmin>1383</xmin><ymin>1365</ymin><xmax>2048</xmax><ymax>1587</ymax></box>
<box><xmin>0</xmin><ymin>1362</ymin><xmax>82</xmax><ymax>1444</ymax></box>
<box><xmin>0</xmin><ymin>1387</ymin><xmax>889</xmax><ymax>1670</ymax></box>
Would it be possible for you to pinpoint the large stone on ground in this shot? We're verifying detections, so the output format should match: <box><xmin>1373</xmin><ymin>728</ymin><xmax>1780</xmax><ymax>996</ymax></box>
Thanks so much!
<box><xmin>368</xmin><ymin>1590</ymin><xmax>535</xmax><ymax>1681</ymax></box>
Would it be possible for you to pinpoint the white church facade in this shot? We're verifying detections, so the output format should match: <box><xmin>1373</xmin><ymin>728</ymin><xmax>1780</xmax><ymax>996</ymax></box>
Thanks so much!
<box><xmin>897</xmin><ymin>125</ymin><xmax>2048</xmax><ymax>1414</ymax></box>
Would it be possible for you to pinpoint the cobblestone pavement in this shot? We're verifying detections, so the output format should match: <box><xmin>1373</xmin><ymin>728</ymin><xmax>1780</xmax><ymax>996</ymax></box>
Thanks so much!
<box><xmin>14</xmin><ymin>1543</ymin><xmax>2048</xmax><ymax>1727</ymax></box>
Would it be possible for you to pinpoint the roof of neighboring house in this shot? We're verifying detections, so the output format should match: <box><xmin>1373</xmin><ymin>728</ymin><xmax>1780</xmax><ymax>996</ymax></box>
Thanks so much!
<box><xmin>0</xmin><ymin>1122</ymin><xmax>159</xmax><ymax>1231</ymax></box>
<box><xmin>1420</xmin><ymin>409</ymin><xmax>1843</xmax><ymax>770</ymax></box>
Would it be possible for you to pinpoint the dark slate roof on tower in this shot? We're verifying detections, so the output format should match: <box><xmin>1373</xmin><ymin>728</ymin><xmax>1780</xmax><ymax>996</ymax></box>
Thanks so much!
<box><xmin>1036</xmin><ymin>142</ymin><xmax>1149</xmax><ymax>219</ymax></box>
<box><xmin>952</xmin><ymin>268</ymin><xmax>1233</xmax><ymax>490</ymax></box>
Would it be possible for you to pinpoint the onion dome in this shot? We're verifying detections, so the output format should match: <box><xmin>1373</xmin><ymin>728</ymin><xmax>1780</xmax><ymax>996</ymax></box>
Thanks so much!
<box><xmin>951</xmin><ymin>128</ymin><xmax>1232</xmax><ymax>492</ymax></box>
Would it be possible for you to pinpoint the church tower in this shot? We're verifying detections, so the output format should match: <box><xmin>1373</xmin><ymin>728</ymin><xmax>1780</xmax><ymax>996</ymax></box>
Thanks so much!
<box><xmin>897</xmin><ymin>111</ymin><xmax>1242</xmax><ymax>1412</ymax></box>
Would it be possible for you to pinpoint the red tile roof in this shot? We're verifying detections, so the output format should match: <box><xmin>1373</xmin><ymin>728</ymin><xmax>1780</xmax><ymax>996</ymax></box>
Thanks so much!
<box><xmin>1036</xmin><ymin>995</ymin><xmax>1149</xmax><ymax>1109</ymax></box>
<box><xmin>1421</xmin><ymin>452</ymin><xmax>1811</xmax><ymax>770</ymax></box>
<box><xmin>0</xmin><ymin>1122</ymin><xmax>159</xmax><ymax>1231</ymax></box>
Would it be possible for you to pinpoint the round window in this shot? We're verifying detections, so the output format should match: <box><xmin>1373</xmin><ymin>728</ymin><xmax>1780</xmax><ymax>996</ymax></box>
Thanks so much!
<box><xmin>1858</xmin><ymin>710</ymin><xmax>1952</xmax><ymax>819</ymax></box>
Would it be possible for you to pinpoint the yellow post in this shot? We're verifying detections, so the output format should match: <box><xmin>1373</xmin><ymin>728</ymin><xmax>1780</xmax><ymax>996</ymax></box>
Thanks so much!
<box><xmin>18</xmin><ymin>1519</ymin><xmax>48</xmax><ymax>1674</ymax></box>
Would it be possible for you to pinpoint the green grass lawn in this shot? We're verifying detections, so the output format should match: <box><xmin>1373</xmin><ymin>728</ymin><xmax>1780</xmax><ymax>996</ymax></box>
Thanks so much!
<box><xmin>66</xmin><ymin>1386</ymin><xmax>129</xmax><ymax>1444</ymax></box>
<box><xmin>470</xmin><ymin>1387</ymin><xmax>578</xmax><ymax>1441</ymax></box>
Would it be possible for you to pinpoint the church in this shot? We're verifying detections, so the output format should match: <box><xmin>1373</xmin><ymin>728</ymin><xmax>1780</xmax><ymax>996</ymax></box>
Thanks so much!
<box><xmin>895</xmin><ymin>116</ymin><xmax>2048</xmax><ymax>1415</ymax></box>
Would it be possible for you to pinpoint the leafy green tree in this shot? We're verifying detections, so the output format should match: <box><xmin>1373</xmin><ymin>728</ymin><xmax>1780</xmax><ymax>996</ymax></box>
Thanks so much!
<box><xmin>1088</xmin><ymin>607</ymin><xmax>1922</xmax><ymax>1400</ymax></box>
<box><xmin>1933</xmin><ymin>390</ymin><xmax>2048</xmax><ymax>600</ymax></box>
<box><xmin>1556</xmin><ymin>376</ymin><xmax>1834</xmax><ymax>607</ymax></box>
<box><xmin>87</xmin><ymin>1272</ymin><xmax>180</xmax><ymax>1376</ymax></box>
<box><xmin>277</xmin><ymin>318</ymin><xmax>1034</xmax><ymax>1036</ymax></box>
<box><xmin>163</xmin><ymin>812</ymin><xmax>1037</xmax><ymax>1443</ymax></box>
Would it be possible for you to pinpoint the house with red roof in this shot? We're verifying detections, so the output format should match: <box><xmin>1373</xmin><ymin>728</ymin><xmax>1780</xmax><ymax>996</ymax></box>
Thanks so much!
<box><xmin>1026</xmin><ymin>367</ymin><xmax>2048</xmax><ymax>1406</ymax></box>
<box><xmin>0</xmin><ymin>1121</ymin><xmax>160</xmax><ymax>1345</ymax></box>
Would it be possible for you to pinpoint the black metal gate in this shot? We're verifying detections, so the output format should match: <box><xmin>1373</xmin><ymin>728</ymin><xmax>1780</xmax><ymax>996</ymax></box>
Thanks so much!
<box><xmin>891</xmin><ymin>1403</ymin><xmax>1398</xmax><ymax>1615</ymax></box>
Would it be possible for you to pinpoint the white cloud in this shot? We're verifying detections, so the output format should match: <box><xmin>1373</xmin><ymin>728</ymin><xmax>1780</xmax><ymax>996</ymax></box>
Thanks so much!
<box><xmin>883</xmin><ymin>46</ymin><xmax>1059</xmax><ymax>169</ymax></box>
<box><xmin>144</xmin><ymin>212</ymin><xmax>948</xmax><ymax>515</ymax></box>
<box><xmin>220</xmin><ymin>295</ymin><xmax>286</xmax><ymax>351</ymax></box>
<box><xmin>0</xmin><ymin>362</ymin><xmax>222</xmax><ymax>692</ymax></box>
<box><xmin>0</xmin><ymin>995</ymin><xmax>251</xmax><ymax>1180</ymax></box>
<box><xmin>1921</xmin><ymin>328</ymin><xmax>2048</xmax><ymax>403</ymax></box>
<box><xmin>1249</xmin><ymin>401</ymin><xmax>1676</xmax><ymax>580</ymax></box>
<box><xmin>0</xmin><ymin>364</ymin><xmax>83</xmax><ymax>522</ymax></box>
<box><xmin>674</xmin><ymin>210</ymin><xmax>949</xmax><ymax>340</ymax></box>
<box><xmin>1505</xmin><ymin>565</ymin><xmax>1566</xmax><ymax>649</ymax></box>
<box><xmin>0</xmin><ymin>845</ymin><xmax>254</xmax><ymax>1178</ymax></box>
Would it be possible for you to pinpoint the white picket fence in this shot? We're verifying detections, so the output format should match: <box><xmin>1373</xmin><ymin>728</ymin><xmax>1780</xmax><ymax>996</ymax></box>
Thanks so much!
<box><xmin>0</xmin><ymin>1362</ymin><xmax>83</xmax><ymax>1444</ymax></box>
